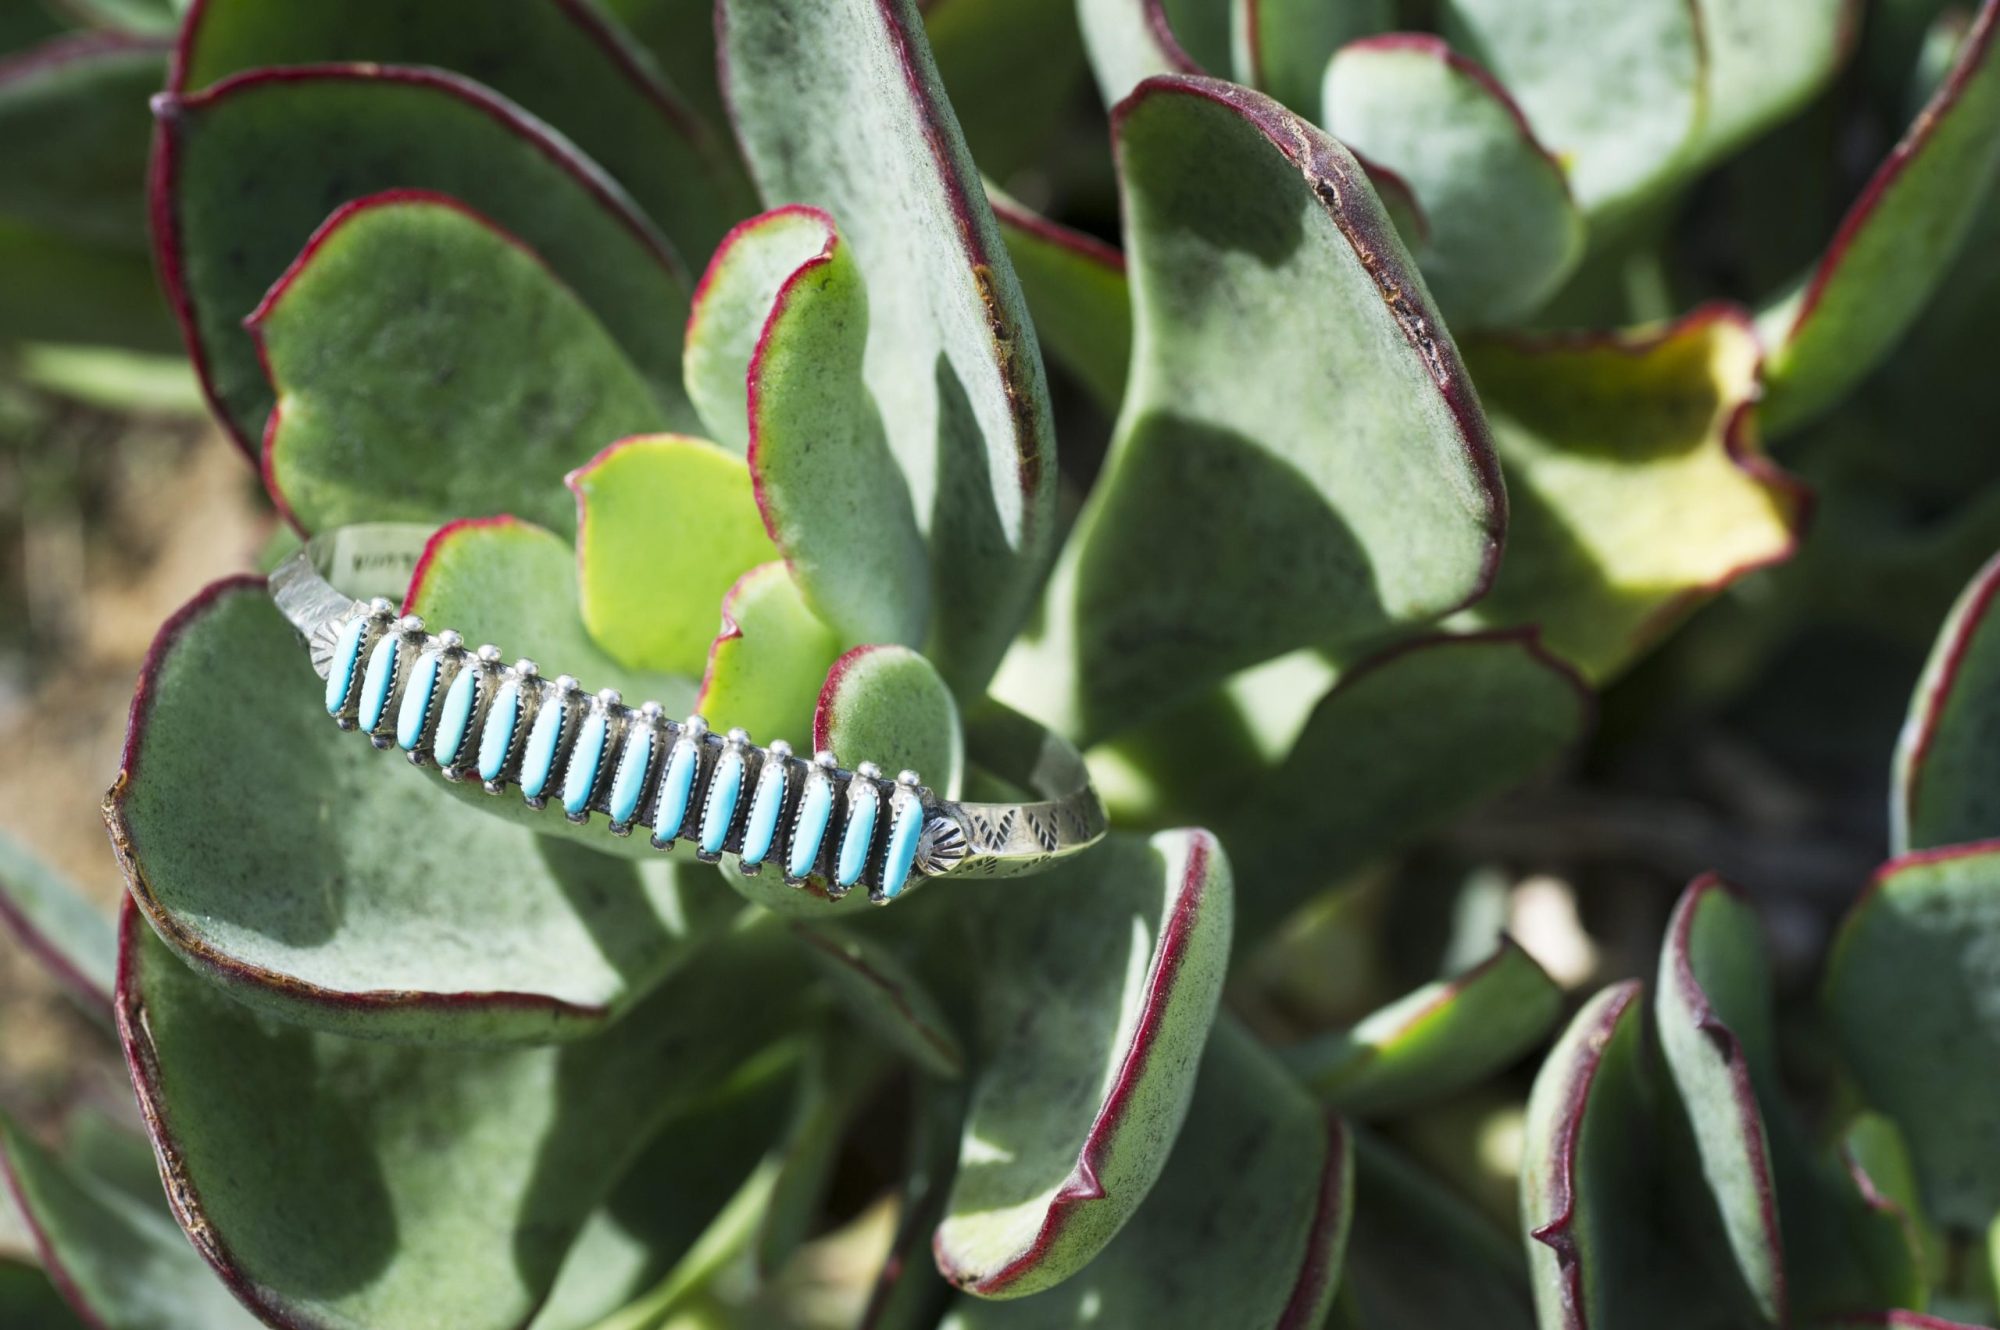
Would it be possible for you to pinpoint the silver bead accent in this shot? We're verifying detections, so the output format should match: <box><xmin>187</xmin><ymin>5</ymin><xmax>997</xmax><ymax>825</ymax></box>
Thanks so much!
<box><xmin>914</xmin><ymin>815</ymin><xmax>969</xmax><ymax>876</ymax></box>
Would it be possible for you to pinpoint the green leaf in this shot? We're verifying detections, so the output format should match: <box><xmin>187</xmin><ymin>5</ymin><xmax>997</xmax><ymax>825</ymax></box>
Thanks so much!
<box><xmin>860</xmin><ymin>1079</ymin><xmax>964</xmax><ymax>1330</ymax></box>
<box><xmin>1322</xmin><ymin>35</ymin><xmax>1583</xmax><ymax>327</ymax></box>
<box><xmin>1759</xmin><ymin>4</ymin><xmax>2000</xmax><ymax>435</ymax></box>
<box><xmin>794</xmin><ymin>922</ymin><xmax>965</xmax><ymax>1079</ymax></box>
<box><xmin>753</xmin><ymin>1032</ymin><xmax>887</xmax><ymax>1277</ymax></box>
<box><xmin>719</xmin><ymin>0</ymin><xmax>1058</xmax><ymax>693</ymax></box>
<box><xmin>569</xmin><ymin>435</ymin><xmax>781</xmax><ymax>679</ymax></box>
<box><xmin>106</xmin><ymin>576</ymin><xmax>729</xmax><ymax>1041</ymax></box>
<box><xmin>0</xmin><ymin>32</ymin><xmax>161</xmax><ymax>249</ymax></box>
<box><xmin>1208</xmin><ymin>632</ymin><xmax>1589</xmax><ymax>942</ymax></box>
<box><xmin>683</xmin><ymin>206</ymin><xmax>841</xmax><ymax>455</ymax></box>
<box><xmin>1232</xmin><ymin>0</ymin><xmax>1389</xmax><ymax>114</ymax></box>
<box><xmin>737</xmin><ymin>208</ymin><xmax>931</xmax><ymax>650</ymax></box>
<box><xmin>926</xmin><ymin>0</ymin><xmax>1086</xmax><ymax>180</ymax></box>
<box><xmin>814</xmin><ymin>645</ymin><xmax>964</xmax><ymax>796</ymax></box>
<box><xmin>153</xmin><ymin>64</ymin><xmax>695</xmax><ymax>452</ymax></box>
<box><xmin>1078</xmin><ymin>0</ymin><xmax>1201</xmax><ymax>107</ymax></box>
<box><xmin>116</xmin><ymin>899</ymin><xmax>801</xmax><ymax>1330</ymax></box>
<box><xmin>1342</xmin><ymin>1133</ymin><xmax>1536</xmax><ymax>1330</ymax></box>
<box><xmin>934</xmin><ymin>829</ymin><xmax>1231</xmax><ymax>1297</ymax></box>
<box><xmin>1006</xmin><ymin>76</ymin><xmax>1504</xmax><ymax>743</ymax></box>
<box><xmin>694</xmin><ymin>561</ymin><xmax>843</xmax><ymax>752</ymax></box>
<box><xmin>0</xmin><ymin>831</ymin><xmax>116</xmax><ymax>1018</ymax></box>
<box><xmin>1285</xmin><ymin>936</ymin><xmax>1561</xmax><ymax>1116</ymax></box>
<box><xmin>1459</xmin><ymin>308</ymin><xmax>1804</xmax><ymax>682</ymax></box>
<box><xmin>252</xmin><ymin>192</ymin><xmax>665</xmax><ymax>535</ymax></box>
<box><xmin>1681</xmin><ymin>0</ymin><xmax>1850</xmax><ymax>167</ymax></box>
<box><xmin>596</xmin><ymin>0</ymin><xmax>728</xmax><ymax>132</ymax></box>
<box><xmin>0</xmin><ymin>1258</ymin><xmax>86</xmax><ymax>1330</ymax></box>
<box><xmin>989</xmin><ymin>191</ymin><xmax>1131</xmax><ymax>415</ymax></box>
<box><xmin>174</xmin><ymin>0</ymin><xmax>752</xmax><ymax>266</ymax></box>
<box><xmin>0</xmin><ymin>1112</ymin><xmax>263</xmax><ymax>1329</ymax></box>
<box><xmin>1442</xmin><ymin>0</ymin><xmax>1701</xmax><ymax>218</ymax></box>
<box><xmin>0</xmin><ymin>217</ymin><xmax>177</xmax><ymax>352</ymax></box>
<box><xmin>1894</xmin><ymin>551</ymin><xmax>2000</xmax><ymax>854</ymax></box>
<box><xmin>943</xmin><ymin>1019</ymin><xmax>1351</xmax><ymax>1326</ymax></box>
<box><xmin>1825</xmin><ymin>843</ymin><xmax>2000</xmax><ymax>1230</ymax></box>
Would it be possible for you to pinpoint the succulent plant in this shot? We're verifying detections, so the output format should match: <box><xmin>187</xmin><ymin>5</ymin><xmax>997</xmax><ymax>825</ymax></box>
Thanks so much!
<box><xmin>2</xmin><ymin>0</ymin><xmax>2000</xmax><ymax>1327</ymax></box>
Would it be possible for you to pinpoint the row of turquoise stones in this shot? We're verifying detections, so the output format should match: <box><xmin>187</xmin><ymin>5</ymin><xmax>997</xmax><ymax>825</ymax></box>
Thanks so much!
<box><xmin>322</xmin><ymin>603</ymin><xmax>929</xmax><ymax>901</ymax></box>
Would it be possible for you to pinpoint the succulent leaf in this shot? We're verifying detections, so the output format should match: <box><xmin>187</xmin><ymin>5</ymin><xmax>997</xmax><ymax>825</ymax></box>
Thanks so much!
<box><xmin>1322</xmin><ymin>35</ymin><xmax>1583</xmax><ymax>327</ymax></box>
<box><xmin>0</xmin><ymin>832</ymin><xmax>117</xmax><ymax>1019</ymax></box>
<box><xmin>815</xmin><ymin>644</ymin><xmax>964</xmax><ymax>799</ymax></box>
<box><xmin>0</xmin><ymin>1111</ymin><xmax>264</xmax><ymax>1328</ymax></box>
<box><xmin>1460</xmin><ymin>308</ymin><xmax>1805</xmax><ymax>682</ymax></box>
<box><xmin>152</xmin><ymin>64</ymin><xmax>696</xmax><ymax>452</ymax></box>
<box><xmin>595</xmin><ymin>0</ymin><xmax>727</xmax><ymax>131</ymax></box>
<box><xmin>0</xmin><ymin>31</ymin><xmax>161</xmax><ymax>248</ymax></box>
<box><xmin>988</xmin><ymin>191</ymin><xmax>1131</xmax><ymax>416</ymax></box>
<box><xmin>172</xmin><ymin>0</ymin><xmax>752</xmax><ymax>264</ymax></box>
<box><xmin>106</xmin><ymin>577</ymin><xmax>729</xmax><ymax>1038</ymax></box>
<box><xmin>943</xmin><ymin>1019</ymin><xmax>1352</xmax><ymax>1326</ymax></box>
<box><xmin>934</xmin><ymin>829</ymin><xmax>1231</xmax><ymax>1297</ymax></box>
<box><xmin>734</xmin><ymin>208</ymin><xmax>932</xmax><ymax>651</ymax></box>
<box><xmin>252</xmin><ymin>193</ymin><xmax>665</xmax><ymax>535</ymax></box>
<box><xmin>0</xmin><ymin>216</ymin><xmax>179</xmax><ymax>351</ymax></box>
<box><xmin>1286</xmin><ymin>935</ymin><xmax>1562</xmax><ymax>1117</ymax></box>
<box><xmin>695</xmin><ymin>561</ymin><xmax>844</xmax><ymax>755</ymax></box>
<box><xmin>1004</xmin><ymin>76</ymin><xmax>1504</xmax><ymax>742</ymax></box>
<box><xmin>718</xmin><ymin>0</ymin><xmax>1057</xmax><ymax>693</ymax></box>
<box><xmin>116</xmin><ymin>900</ymin><xmax>802</xmax><ymax>1330</ymax></box>
<box><xmin>793</xmin><ymin>922</ymin><xmax>966</xmax><ymax>1079</ymax></box>
<box><xmin>0</xmin><ymin>1258</ymin><xmax>85</xmax><ymax>1329</ymax></box>
<box><xmin>1078</xmin><ymin>0</ymin><xmax>1200</xmax><ymax>107</ymax></box>
<box><xmin>1232</xmin><ymin>0</ymin><xmax>1389</xmax><ymax>115</ymax></box>
<box><xmin>569</xmin><ymin>435</ymin><xmax>781</xmax><ymax>680</ymax></box>
<box><xmin>1759</xmin><ymin>1</ymin><xmax>2000</xmax><ymax>435</ymax></box>
<box><xmin>1825</xmin><ymin>843</ymin><xmax>2000</xmax><ymax>1230</ymax></box>
<box><xmin>1894</xmin><ymin>551</ymin><xmax>2000</xmax><ymax>854</ymax></box>
<box><xmin>924</xmin><ymin>0</ymin><xmax>1087</xmax><ymax>180</ymax></box>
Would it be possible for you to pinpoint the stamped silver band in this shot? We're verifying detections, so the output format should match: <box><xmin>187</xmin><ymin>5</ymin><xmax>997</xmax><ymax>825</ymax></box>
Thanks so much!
<box><xmin>269</xmin><ymin>524</ymin><xmax>1107</xmax><ymax>901</ymax></box>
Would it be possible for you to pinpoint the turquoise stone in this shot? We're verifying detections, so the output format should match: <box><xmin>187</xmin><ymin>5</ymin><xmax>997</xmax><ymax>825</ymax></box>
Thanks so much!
<box><xmin>357</xmin><ymin>634</ymin><xmax>400</xmax><ymax>732</ymax></box>
<box><xmin>608</xmin><ymin>725</ymin><xmax>653</xmax><ymax>826</ymax></box>
<box><xmin>325</xmin><ymin>616</ymin><xmax>368</xmax><ymax>716</ymax></box>
<box><xmin>739</xmin><ymin>760</ymin><xmax>787</xmax><ymax>868</ymax></box>
<box><xmin>701</xmin><ymin>748</ymin><xmax>745</xmax><ymax>856</ymax></box>
<box><xmin>563</xmin><ymin>710</ymin><xmax>610</xmax><ymax>816</ymax></box>
<box><xmin>395</xmin><ymin>651</ymin><xmax>442</xmax><ymax>752</ymax></box>
<box><xmin>652</xmin><ymin>739</ymin><xmax>699</xmax><ymax>843</ymax></box>
<box><xmin>788</xmin><ymin>772</ymin><xmax>834</xmax><ymax>879</ymax></box>
<box><xmin>835</xmin><ymin>784</ymin><xmax>879</xmax><ymax>889</ymax></box>
<box><xmin>880</xmin><ymin>792</ymin><xmax>924</xmax><ymax>899</ymax></box>
<box><xmin>433</xmin><ymin>666</ymin><xmax>478</xmax><ymax>766</ymax></box>
<box><xmin>519</xmin><ymin>692</ymin><xmax>566</xmax><ymax>798</ymax></box>
<box><xmin>480</xmin><ymin>679</ymin><xmax>524</xmax><ymax>785</ymax></box>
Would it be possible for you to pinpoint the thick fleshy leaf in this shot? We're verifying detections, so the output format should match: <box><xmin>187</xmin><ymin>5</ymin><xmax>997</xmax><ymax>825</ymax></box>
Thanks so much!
<box><xmin>934</xmin><ymin>829</ymin><xmax>1231</xmax><ymax>1297</ymax></box>
<box><xmin>1210</xmin><ymin>632</ymin><xmax>1589</xmax><ymax>941</ymax></box>
<box><xmin>1460</xmin><ymin>308</ymin><xmax>1805</xmax><ymax>682</ymax></box>
<box><xmin>925</xmin><ymin>0</ymin><xmax>1086</xmax><ymax>180</ymax></box>
<box><xmin>739</xmin><ymin>208</ymin><xmax>931</xmax><ymax>650</ymax></box>
<box><xmin>1342</xmin><ymin>1133</ymin><xmax>1535</xmax><ymax>1329</ymax></box>
<box><xmin>0</xmin><ymin>833</ymin><xmax>116</xmax><ymax>1018</ymax></box>
<box><xmin>0</xmin><ymin>1114</ymin><xmax>262</xmax><ymax>1329</ymax></box>
<box><xmin>943</xmin><ymin>1020</ymin><xmax>1350</xmax><ymax>1325</ymax></box>
<box><xmin>1657</xmin><ymin>876</ymin><xmax>1924</xmax><ymax>1321</ymax></box>
<box><xmin>0</xmin><ymin>216</ymin><xmax>178</xmax><ymax>351</ymax></box>
<box><xmin>695</xmin><ymin>561</ymin><xmax>844</xmax><ymax>751</ymax></box>
<box><xmin>1825</xmin><ymin>843</ymin><xmax>2000</xmax><ymax>1229</ymax></box>
<box><xmin>1441</xmin><ymin>0</ymin><xmax>1701</xmax><ymax>217</ymax></box>
<box><xmin>754</xmin><ymin>1033</ymin><xmax>888</xmax><ymax>1277</ymax></box>
<box><xmin>1893</xmin><ymin>551</ymin><xmax>2000</xmax><ymax>854</ymax></box>
<box><xmin>1682</xmin><ymin>0</ymin><xmax>1850</xmax><ymax>166</ymax></box>
<box><xmin>860</xmin><ymin>1079</ymin><xmax>964</xmax><ymax>1330</ymax></box>
<box><xmin>683</xmin><ymin>206</ymin><xmax>841</xmax><ymax>455</ymax></box>
<box><xmin>0</xmin><ymin>32</ymin><xmax>161</xmax><ymax>248</ymax></box>
<box><xmin>794</xmin><ymin>922</ymin><xmax>965</xmax><ymax>1079</ymax></box>
<box><xmin>989</xmin><ymin>193</ymin><xmax>1130</xmax><ymax>415</ymax></box>
<box><xmin>1654</xmin><ymin>878</ymin><xmax>1786</xmax><ymax>1323</ymax></box>
<box><xmin>1231</xmin><ymin>0</ymin><xmax>1387</xmax><ymax>114</ymax></box>
<box><xmin>814</xmin><ymin>645</ymin><xmax>964</xmax><ymax>796</ymax></box>
<box><xmin>569</xmin><ymin>435</ymin><xmax>780</xmax><ymax>679</ymax></box>
<box><xmin>1759</xmin><ymin>2</ymin><xmax>2000</xmax><ymax>435</ymax></box>
<box><xmin>1285</xmin><ymin>936</ymin><xmax>1561</xmax><ymax>1116</ymax></box>
<box><xmin>0</xmin><ymin>1258</ymin><xmax>85</xmax><ymax>1329</ymax></box>
<box><xmin>153</xmin><ymin>64</ymin><xmax>694</xmax><ymax>453</ymax></box>
<box><xmin>106</xmin><ymin>576</ymin><xmax>728</xmax><ymax>1041</ymax></box>
<box><xmin>597</xmin><ymin>0</ymin><xmax>726</xmax><ymax>130</ymax></box>
<box><xmin>252</xmin><ymin>192</ymin><xmax>665</xmax><ymax>535</ymax></box>
<box><xmin>1322</xmin><ymin>35</ymin><xmax>1582</xmax><ymax>327</ymax></box>
<box><xmin>719</xmin><ymin>0</ymin><xmax>1057</xmax><ymax>692</ymax></box>
<box><xmin>117</xmin><ymin>900</ymin><xmax>800</xmax><ymax>1330</ymax></box>
<box><xmin>173</xmin><ymin>0</ymin><xmax>751</xmax><ymax>264</ymax></box>
<box><xmin>1078</xmin><ymin>0</ymin><xmax>1201</xmax><ymax>107</ymax></box>
<box><xmin>1008</xmin><ymin>76</ymin><xmax>1504</xmax><ymax>743</ymax></box>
